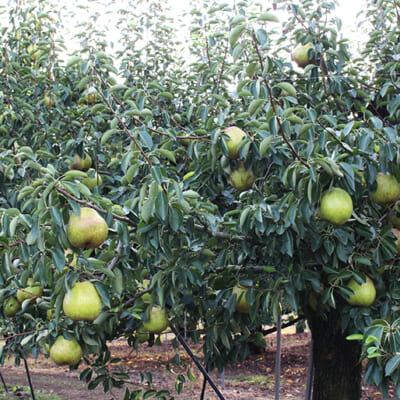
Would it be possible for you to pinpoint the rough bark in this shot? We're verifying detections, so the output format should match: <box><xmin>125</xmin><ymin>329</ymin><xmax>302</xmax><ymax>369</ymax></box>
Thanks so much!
<box><xmin>306</xmin><ymin>308</ymin><xmax>362</xmax><ymax>400</ymax></box>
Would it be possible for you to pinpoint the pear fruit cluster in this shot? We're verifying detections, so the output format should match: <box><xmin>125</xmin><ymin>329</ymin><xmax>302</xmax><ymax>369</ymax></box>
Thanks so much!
<box><xmin>223</xmin><ymin>126</ymin><xmax>255</xmax><ymax>193</ymax></box>
<box><xmin>69</xmin><ymin>153</ymin><xmax>92</xmax><ymax>171</ymax></box>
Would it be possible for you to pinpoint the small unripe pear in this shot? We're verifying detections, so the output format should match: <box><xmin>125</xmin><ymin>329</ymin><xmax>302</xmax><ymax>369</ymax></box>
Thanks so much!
<box><xmin>230</xmin><ymin>164</ymin><xmax>255</xmax><ymax>192</ymax></box>
<box><xmin>224</xmin><ymin>126</ymin><xmax>247</xmax><ymax>160</ymax></box>
<box><xmin>292</xmin><ymin>43</ymin><xmax>315</xmax><ymax>68</ymax></box>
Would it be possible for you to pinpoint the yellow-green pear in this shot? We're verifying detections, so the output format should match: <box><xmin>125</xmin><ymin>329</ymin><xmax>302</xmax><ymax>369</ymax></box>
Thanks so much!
<box><xmin>67</xmin><ymin>207</ymin><xmax>108</xmax><ymax>249</ymax></box>
<box><xmin>50</xmin><ymin>336</ymin><xmax>82</xmax><ymax>366</ymax></box>
<box><xmin>82</xmin><ymin>169</ymin><xmax>103</xmax><ymax>190</ymax></box>
<box><xmin>85</xmin><ymin>87</ymin><xmax>99</xmax><ymax>105</ymax></box>
<box><xmin>138</xmin><ymin>279</ymin><xmax>151</xmax><ymax>303</ymax></box>
<box><xmin>232</xmin><ymin>285</ymin><xmax>251</xmax><ymax>314</ymax></box>
<box><xmin>370</xmin><ymin>173</ymin><xmax>400</xmax><ymax>205</ymax></box>
<box><xmin>27</xmin><ymin>44</ymin><xmax>40</xmax><ymax>60</ymax></box>
<box><xmin>229</xmin><ymin>164</ymin><xmax>255</xmax><ymax>192</ymax></box>
<box><xmin>346</xmin><ymin>276</ymin><xmax>376</xmax><ymax>307</ymax></box>
<box><xmin>69</xmin><ymin>153</ymin><xmax>92</xmax><ymax>171</ymax></box>
<box><xmin>136</xmin><ymin>325</ymin><xmax>150</xmax><ymax>344</ymax></box>
<box><xmin>393</xmin><ymin>228</ymin><xmax>400</xmax><ymax>255</ymax></box>
<box><xmin>43</xmin><ymin>92</ymin><xmax>55</xmax><ymax>107</ymax></box>
<box><xmin>4</xmin><ymin>297</ymin><xmax>20</xmax><ymax>317</ymax></box>
<box><xmin>63</xmin><ymin>281</ymin><xmax>102</xmax><ymax>321</ymax></box>
<box><xmin>292</xmin><ymin>43</ymin><xmax>315</xmax><ymax>68</ymax></box>
<box><xmin>143</xmin><ymin>305</ymin><xmax>169</xmax><ymax>334</ymax></box>
<box><xmin>17</xmin><ymin>279</ymin><xmax>43</xmax><ymax>304</ymax></box>
<box><xmin>319</xmin><ymin>187</ymin><xmax>353</xmax><ymax>225</ymax></box>
<box><xmin>224</xmin><ymin>126</ymin><xmax>247</xmax><ymax>160</ymax></box>
<box><xmin>64</xmin><ymin>248</ymin><xmax>77</xmax><ymax>268</ymax></box>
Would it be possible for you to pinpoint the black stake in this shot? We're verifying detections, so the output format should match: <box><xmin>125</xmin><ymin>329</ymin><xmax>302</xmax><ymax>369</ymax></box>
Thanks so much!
<box><xmin>23</xmin><ymin>358</ymin><xmax>36</xmax><ymax>400</ymax></box>
<box><xmin>0</xmin><ymin>369</ymin><xmax>7</xmax><ymax>392</ymax></box>
<box><xmin>200</xmin><ymin>373</ymin><xmax>207</xmax><ymax>400</ymax></box>
<box><xmin>170</xmin><ymin>325</ymin><xmax>226</xmax><ymax>400</ymax></box>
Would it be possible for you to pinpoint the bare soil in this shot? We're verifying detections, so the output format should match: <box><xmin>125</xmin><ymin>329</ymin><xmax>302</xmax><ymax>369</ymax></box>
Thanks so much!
<box><xmin>0</xmin><ymin>330</ymin><xmax>394</xmax><ymax>400</ymax></box>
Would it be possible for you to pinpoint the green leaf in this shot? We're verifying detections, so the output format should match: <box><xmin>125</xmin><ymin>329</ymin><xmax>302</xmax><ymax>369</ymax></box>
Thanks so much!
<box><xmin>229</xmin><ymin>24</ymin><xmax>246</xmax><ymax>47</ymax></box>
<box><xmin>346</xmin><ymin>334</ymin><xmax>364</xmax><ymax>341</ymax></box>
<box><xmin>141</xmin><ymin>198</ymin><xmax>154</xmax><ymax>223</ymax></box>
<box><xmin>155</xmin><ymin>191</ymin><xmax>168</xmax><ymax>222</ymax></box>
<box><xmin>385</xmin><ymin>354</ymin><xmax>400</xmax><ymax>376</ymax></box>
<box><xmin>155</xmin><ymin>149</ymin><xmax>176</xmax><ymax>164</ymax></box>
<box><xmin>276</xmin><ymin>82</ymin><xmax>297</xmax><ymax>97</ymax></box>
<box><xmin>248</xmin><ymin>99</ymin><xmax>264</xmax><ymax>116</ymax></box>
<box><xmin>258</xmin><ymin>12</ymin><xmax>279</xmax><ymax>22</ymax></box>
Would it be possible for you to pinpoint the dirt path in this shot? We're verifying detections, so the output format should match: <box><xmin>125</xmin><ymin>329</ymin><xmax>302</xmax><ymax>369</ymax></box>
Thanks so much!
<box><xmin>0</xmin><ymin>332</ymin><xmax>393</xmax><ymax>400</ymax></box>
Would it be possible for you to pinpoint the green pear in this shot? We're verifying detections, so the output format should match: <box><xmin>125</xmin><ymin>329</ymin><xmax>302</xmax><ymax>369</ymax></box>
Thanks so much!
<box><xmin>84</xmin><ymin>87</ymin><xmax>99</xmax><ymax>105</ymax></box>
<box><xmin>43</xmin><ymin>92</ymin><xmax>55</xmax><ymax>107</ymax></box>
<box><xmin>136</xmin><ymin>325</ymin><xmax>150</xmax><ymax>344</ymax></box>
<box><xmin>63</xmin><ymin>281</ymin><xmax>102</xmax><ymax>321</ymax></box>
<box><xmin>393</xmin><ymin>228</ymin><xmax>400</xmax><ymax>255</ymax></box>
<box><xmin>4</xmin><ymin>296</ymin><xmax>20</xmax><ymax>317</ymax></box>
<box><xmin>232</xmin><ymin>285</ymin><xmax>251</xmax><ymax>314</ymax></box>
<box><xmin>370</xmin><ymin>173</ymin><xmax>400</xmax><ymax>205</ymax></box>
<box><xmin>319</xmin><ymin>187</ymin><xmax>353</xmax><ymax>225</ymax></box>
<box><xmin>224</xmin><ymin>126</ymin><xmax>246</xmax><ymax>160</ymax></box>
<box><xmin>64</xmin><ymin>248</ymin><xmax>77</xmax><ymax>268</ymax></box>
<box><xmin>229</xmin><ymin>164</ymin><xmax>255</xmax><ymax>192</ymax></box>
<box><xmin>27</xmin><ymin>44</ymin><xmax>40</xmax><ymax>60</ymax></box>
<box><xmin>67</xmin><ymin>207</ymin><xmax>108</xmax><ymax>249</ymax></box>
<box><xmin>346</xmin><ymin>276</ymin><xmax>376</xmax><ymax>307</ymax></box>
<box><xmin>17</xmin><ymin>279</ymin><xmax>43</xmax><ymax>304</ymax></box>
<box><xmin>292</xmin><ymin>43</ymin><xmax>315</xmax><ymax>68</ymax></box>
<box><xmin>69</xmin><ymin>153</ymin><xmax>92</xmax><ymax>171</ymax></box>
<box><xmin>143</xmin><ymin>305</ymin><xmax>169</xmax><ymax>334</ymax></box>
<box><xmin>82</xmin><ymin>169</ymin><xmax>103</xmax><ymax>190</ymax></box>
<box><xmin>138</xmin><ymin>279</ymin><xmax>151</xmax><ymax>303</ymax></box>
<box><xmin>50</xmin><ymin>336</ymin><xmax>82</xmax><ymax>366</ymax></box>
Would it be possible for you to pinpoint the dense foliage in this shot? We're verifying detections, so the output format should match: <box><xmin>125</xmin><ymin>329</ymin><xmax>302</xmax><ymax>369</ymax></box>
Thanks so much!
<box><xmin>0</xmin><ymin>0</ymin><xmax>400</xmax><ymax>399</ymax></box>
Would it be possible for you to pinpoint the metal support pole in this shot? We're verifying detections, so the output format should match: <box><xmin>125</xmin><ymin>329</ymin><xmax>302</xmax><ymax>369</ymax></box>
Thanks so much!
<box><xmin>274</xmin><ymin>296</ymin><xmax>282</xmax><ymax>400</ymax></box>
<box><xmin>23</xmin><ymin>358</ymin><xmax>36</xmax><ymax>400</ymax></box>
<box><xmin>170</xmin><ymin>325</ymin><xmax>226</xmax><ymax>400</ymax></box>
<box><xmin>0</xmin><ymin>369</ymin><xmax>8</xmax><ymax>392</ymax></box>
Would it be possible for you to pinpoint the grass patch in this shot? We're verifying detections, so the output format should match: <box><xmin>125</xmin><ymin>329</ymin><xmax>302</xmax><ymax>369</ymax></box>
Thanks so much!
<box><xmin>0</xmin><ymin>385</ymin><xmax>68</xmax><ymax>400</ymax></box>
<box><xmin>230</xmin><ymin>374</ymin><xmax>274</xmax><ymax>387</ymax></box>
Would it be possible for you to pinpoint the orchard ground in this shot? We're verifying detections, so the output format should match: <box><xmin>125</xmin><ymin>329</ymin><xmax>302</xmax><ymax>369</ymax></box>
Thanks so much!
<box><xmin>0</xmin><ymin>327</ymin><xmax>394</xmax><ymax>400</ymax></box>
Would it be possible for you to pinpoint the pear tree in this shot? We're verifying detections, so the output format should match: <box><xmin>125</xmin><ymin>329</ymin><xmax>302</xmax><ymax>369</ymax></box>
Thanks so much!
<box><xmin>0</xmin><ymin>1</ymin><xmax>400</xmax><ymax>400</ymax></box>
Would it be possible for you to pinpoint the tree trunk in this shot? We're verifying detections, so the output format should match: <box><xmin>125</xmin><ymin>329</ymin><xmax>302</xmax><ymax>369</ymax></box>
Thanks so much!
<box><xmin>306</xmin><ymin>308</ymin><xmax>362</xmax><ymax>400</ymax></box>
